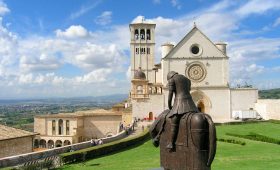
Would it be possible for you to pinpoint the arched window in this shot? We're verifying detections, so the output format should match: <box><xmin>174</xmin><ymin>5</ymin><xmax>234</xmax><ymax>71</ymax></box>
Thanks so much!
<box><xmin>66</xmin><ymin>120</ymin><xmax>70</xmax><ymax>135</ymax></box>
<box><xmin>136</xmin><ymin>48</ymin><xmax>139</xmax><ymax>54</ymax></box>
<box><xmin>134</xmin><ymin>29</ymin><xmax>139</xmax><ymax>40</ymax></box>
<box><xmin>137</xmin><ymin>85</ymin><xmax>143</xmax><ymax>94</ymax></box>
<box><xmin>149</xmin><ymin>87</ymin><xmax>152</xmax><ymax>94</ymax></box>
<box><xmin>140</xmin><ymin>29</ymin><xmax>145</xmax><ymax>40</ymax></box>
<box><xmin>39</xmin><ymin>139</ymin><xmax>46</xmax><ymax>148</ymax></box>
<box><xmin>64</xmin><ymin>140</ymin><xmax>71</xmax><ymax>146</ymax></box>
<box><xmin>147</xmin><ymin>48</ymin><xmax>150</xmax><ymax>54</ymax></box>
<box><xmin>141</xmin><ymin>48</ymin><xmax>145</xmax><ymax>54</ymax></box>
<box><xmin>146</xmin><ymin>29</ymin><xmax>151</xmax><ymax>40</ymax></box>
<box><xmin>52</xmin><ymin>120</ymin><xmax>56</xmax><ymax>135</ymax></box>
<box><xmin>58</xmin><ymin>119</ymin><xmax>63</xmax><ymax>135</ymax></box>
<box><xmin>34</xmin><ymin>139</ymin><xmax>39</xmax><ymax>148</ymax></box>
<box><xmin>47</xmin><ymin>140</ymin><xmax>54</xmax><ymax>149</ymax></box>
<box><xmin>55</xmin><ymin>140</ymin><xmax>62</xmax><ymax>147</ymax></box>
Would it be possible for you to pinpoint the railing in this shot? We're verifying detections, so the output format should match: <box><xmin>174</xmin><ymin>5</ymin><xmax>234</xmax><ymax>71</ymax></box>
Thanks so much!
<box><xmin>131</xmin><ymin>94</ymin><xmax>149</xmax><ymax>98</ymax></box>
<box><xmin>0</xmin><ymin>129</ymin><xmax>132</xmax><ymax>168</ymax></box>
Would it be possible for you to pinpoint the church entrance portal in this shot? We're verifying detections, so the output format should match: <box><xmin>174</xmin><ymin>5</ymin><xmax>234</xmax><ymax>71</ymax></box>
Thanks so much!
<box><xmin>149</xmin><ymin>112</ymin><xmax>153</xmax><ymax>121</ymax></box>
<box><xmin>191</xmin><ymin>90</ymin><xmax>211</xmax><ymax>114</ymax></box>
<box><xmin>197</xmin><ymin>101</ymin><xmax>205</xmax><ymax>113</ymax></box>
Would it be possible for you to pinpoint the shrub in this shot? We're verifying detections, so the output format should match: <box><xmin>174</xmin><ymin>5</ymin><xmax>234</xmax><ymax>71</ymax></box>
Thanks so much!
<box><xmin>226</xmin><ymin>132</ymin><xmax>280</xmax><ymax>145</ymax></box>
<box><xmin>269</xmin><ymin>119</ymin><xmax>280</xmax><ymax>124</ymax></box>
<box><xmin>215</xmin><ymin>120</ymin><xmax>267</xmax><ymax>126</ymax></box>
<box><xmin>60</xmin><ymin>130</ymin><xmax>150</xmax><ymax>164</ymax></box>
<box><xmin>217</xmin><ymin>138</ymin><xmax>246</xmax><ymax>146</ymax></box>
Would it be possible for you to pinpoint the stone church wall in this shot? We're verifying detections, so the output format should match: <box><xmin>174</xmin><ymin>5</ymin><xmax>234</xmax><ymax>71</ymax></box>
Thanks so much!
<box><xmin>161</xmin><ymin>59</ymin><xmax>228</xmax><ymax>88</ymax></box>
<box><xmin>201</xmin><ymin>88</ymin><xmax>231</xmax><ymax>121</ymax></box>
<box><xmin>0</xmin><ymin>136</ymin><xmax>33</xmax><ymax>158</ymax></box>
<box><xmin>231</xmin><ymin>88</ymin><xmax>258</xmax><ymax>111</ymax></box>
<box><xmin>34</xmin><ymin>117</ymin><xmax>46</xmax><ymax>135</ymax></box>
<box><xmin>82</xmin><ymin>115</ymin><xmax>122</xmax><ymax>139</ymax></box>
<box><xmin>255</xmin><ymin>99</ymin><xmax>280</xmax><ymax>120</ymax></box>
<box><xmin>132</xmin><ymin>95</ymin><xmax>165</xmax><ymax>119</ymax></box>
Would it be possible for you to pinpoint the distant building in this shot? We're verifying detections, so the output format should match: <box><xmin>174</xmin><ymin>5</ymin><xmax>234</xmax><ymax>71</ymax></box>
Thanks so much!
<box><xmin>128</xmin><ymin>19</ymin><xmax>279</xmax><ymax>122</ymax></box>
<box><xmin>0</xmin><ymin>124</ymin><xmax>37</xmax><ymax>158</ymax></box>
<box><xmin>34</xmin><ymin>109</ymin><xmax>123</xmax><ymax>149</ymax></box>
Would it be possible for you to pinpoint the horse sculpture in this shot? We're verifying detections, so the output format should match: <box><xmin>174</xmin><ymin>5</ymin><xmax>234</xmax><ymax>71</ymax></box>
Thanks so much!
<box><xmin>150</xmin><ymin>109</ymin><xmax>216</xmax><ymax>170</ymax></box>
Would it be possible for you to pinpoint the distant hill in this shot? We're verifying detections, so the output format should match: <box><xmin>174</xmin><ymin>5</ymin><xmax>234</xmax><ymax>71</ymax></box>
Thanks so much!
<box><xmin>0</xmin><ymin>94</ymin><xmax>128</xmax><ymax>105</ymax></box>
<box><xmin>259</xmin><ymin>88</ymin><xmax>280</xmax><ymax>99</ymax></box>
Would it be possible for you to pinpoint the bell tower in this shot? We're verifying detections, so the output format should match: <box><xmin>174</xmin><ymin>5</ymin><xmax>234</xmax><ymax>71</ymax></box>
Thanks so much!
<box><xmin>129</xmin><ymin>18</ymin><xmax>156</xmax><ymax>83</ymax></box>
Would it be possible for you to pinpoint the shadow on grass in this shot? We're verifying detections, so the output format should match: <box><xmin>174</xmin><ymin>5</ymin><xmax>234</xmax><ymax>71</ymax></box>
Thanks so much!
<box><xmin>89</xmin><ymin>163</ymin><xmax>100</xmax><ymax>166</ymax></box>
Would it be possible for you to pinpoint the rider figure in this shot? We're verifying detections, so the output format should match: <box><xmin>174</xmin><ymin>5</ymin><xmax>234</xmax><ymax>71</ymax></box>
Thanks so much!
<box><xmin>166</xmin><ymin>71</ymin><xmax>199</xmax><ymax>151</ymax></box>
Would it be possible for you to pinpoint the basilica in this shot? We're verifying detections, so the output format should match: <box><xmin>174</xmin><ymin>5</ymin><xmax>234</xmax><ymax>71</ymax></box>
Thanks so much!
<box><xmin>128</xmin><ymin>19</ymin><xmax>279</xmax><ymax>122</ymax></box>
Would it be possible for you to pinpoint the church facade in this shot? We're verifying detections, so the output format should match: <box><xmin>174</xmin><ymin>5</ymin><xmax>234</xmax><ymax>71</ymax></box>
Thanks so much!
<box><xmin>129</xmin><ymin>20</ymin><xmax>259</xmax><ymax>122</ymax></box>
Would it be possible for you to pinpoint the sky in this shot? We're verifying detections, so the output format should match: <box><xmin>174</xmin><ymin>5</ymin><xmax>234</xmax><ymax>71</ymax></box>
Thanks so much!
<box><xmin>0</xmin><ymin>0</ymin><xmax>280</xmax><ymax>99</ymax></box>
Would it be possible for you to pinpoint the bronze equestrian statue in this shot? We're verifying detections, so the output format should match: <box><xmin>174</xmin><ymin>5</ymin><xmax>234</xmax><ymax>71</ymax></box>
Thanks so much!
<box><xmin>150</xmin><ymin>71</ymin><xmax>216</xmax><ymax>170</ymax></box>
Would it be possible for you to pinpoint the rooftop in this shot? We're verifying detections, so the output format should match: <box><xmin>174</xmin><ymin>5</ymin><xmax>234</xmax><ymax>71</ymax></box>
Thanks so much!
<box><xmin>0</xmin><ymin>124</ymin><xmax>38</xmax><ymax>141</ymax></box>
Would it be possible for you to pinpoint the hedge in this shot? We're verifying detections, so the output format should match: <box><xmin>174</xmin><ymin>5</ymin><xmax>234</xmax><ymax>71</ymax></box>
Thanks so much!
<box><xmin>60</xmin><ymin>130</ymin><xmax>150</xmax><ymax>164</ymax></box>
<box><xmin>217</xmin><ymin>138</ymin><xmax>246</xmax><ymax>146</ymax></box>
<box><xmin>215</xmin><ymin>120</ymin><xmax>267</xmax><ymax>126</ymax></box>
<box><xmin>226</xmin><ymin>132</ymin><xmax>280</xmax><ymax>145</ymax></box>
<box><xmin>269</xmin><ymin>119</ymin><xmax>280</xmax><ymax>124</ymax></box>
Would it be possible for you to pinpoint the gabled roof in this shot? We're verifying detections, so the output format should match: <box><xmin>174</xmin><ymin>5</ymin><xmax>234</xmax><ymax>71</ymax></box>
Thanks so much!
<box><xmin>163</xmin><ymin>26</ymin><xmax>226</xmax><ymax>59</ymax></box>
<box><xmin>0</xmin><ymin>124</ymin><xmax>38</xmax><ymax>141</ymax></box>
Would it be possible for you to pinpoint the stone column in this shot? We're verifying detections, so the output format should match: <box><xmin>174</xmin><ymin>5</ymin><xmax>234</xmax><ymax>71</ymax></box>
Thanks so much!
<box><xmin>56</xmin><ymin>119</ymin><xmax>59</xmax><ymax>135</ymax></box>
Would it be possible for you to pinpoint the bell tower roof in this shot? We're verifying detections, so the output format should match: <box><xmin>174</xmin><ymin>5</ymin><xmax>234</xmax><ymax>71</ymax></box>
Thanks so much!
<box><xmin>134</xmin><ymin>67</ymin><xmax>146</xmax><ymax>80</ymax></box>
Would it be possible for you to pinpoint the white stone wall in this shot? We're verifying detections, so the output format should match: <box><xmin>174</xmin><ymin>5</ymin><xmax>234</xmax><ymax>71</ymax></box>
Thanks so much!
<box><xmin>196</xmin><ymin>88</ymin><xmax>231</xmax><ymax>121</ymax></box>
<box><xmin>34</xmin><ymin>117</ymin><xmax>46</xmax><ymax>135</ymax></box>
<box><xmin>161</xmin><ymin>59</ymin><xmax>229</xmax><ymax>87</ymax></box>
<box><xmin>0</xmin><ymin>136</ymin><xmax>34</xmax><ymax>158</ymax></box>
<box><xmin>255</xmin><ymin>99</ymin><xmax>280</xmax><ymax>120</ymax></box>
<box><xmin>231</xmin><ymin>88</ymin><xmax>258</xmax><ymax>111</ymax></box>
<box><xmin>82</xmin><ymin>115</ymin><xmax>122</xmax><ymax>139</ymax></box>
<box><xmin>132</xmin><ymin>95</ymin><xmax>165</xmax><ymax>119</ymax></box>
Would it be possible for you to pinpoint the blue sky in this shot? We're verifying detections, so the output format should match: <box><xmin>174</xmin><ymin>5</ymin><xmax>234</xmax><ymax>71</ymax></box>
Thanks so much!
<box><xmin>0</xmin><ymin>0</ymin><xmax>280</xmax><ymax>99</ymax></box>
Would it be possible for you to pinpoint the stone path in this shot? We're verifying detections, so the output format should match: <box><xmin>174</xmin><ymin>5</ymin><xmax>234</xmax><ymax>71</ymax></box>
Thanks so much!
<box><xmin>126</xmin><ymin>121</ymin><xmax>153</xmax><ymax>138</ymax></box>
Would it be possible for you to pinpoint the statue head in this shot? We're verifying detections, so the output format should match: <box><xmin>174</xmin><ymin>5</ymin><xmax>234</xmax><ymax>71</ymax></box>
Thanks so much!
<box><xmin>167</xmin><ymin>71</ymin><xmax>178</xmax><ymax>80</ymax></box>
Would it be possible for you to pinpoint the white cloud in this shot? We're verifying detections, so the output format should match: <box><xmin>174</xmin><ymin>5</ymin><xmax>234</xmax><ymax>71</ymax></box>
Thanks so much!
<box><xmin>69</xmin><ymin>0</ymin><xmax>102</xmax><ymax>20</ymax></box>
<box><xmin>0</xmin><ymin>1</ymin><xmax>10</xmax><ymax>16</ymax></box>
<box><xmin>152</xmin><ymin>0</ymin><xmax>181</xmax><ymax>9</ymax></box>
<box><xmin>75</xmin><ymin>68</ymin><xmax>111</xmax><ymax>83</ymax></box>
<box><xmin>273</xmin><ymin>17</ymin><xmax>280</xmax><ymax>27</ymax></box>
<box><xmin>126</xmin><ymin>66</ymin><xmax>131</xmax><ymax>80</ymax></box>
<box><xmin>236</xmin><ymin>0</ymin><xmax>280</xmax><ymax>16</ymax></box>
<box><xmin>71</xmin><ymin>43</ymin><xmax>124</xmax><ymax>71</ymax></box>
<box><xmin>18</xmin><ymin>73</ymin><xmax>33</xmax><ymax>84</ymax></box>
<box><xmin>170</xmin><ymin>0</ymin><xmax>181</xmax><ymax>9</ymax></box>
<box><xmin>20</xmin><ymin>54</ymin><xmax>62</xmax><ymax>72</ymax></box>
<box><xmin>55</xmin><ymin>25</ymin><xmax>89</xmax><ymax>38</ymax></box>
<box><xmin>95</xmin><ymin>11</ymin><xmax>112</xmax><ymax>26</ymax></box>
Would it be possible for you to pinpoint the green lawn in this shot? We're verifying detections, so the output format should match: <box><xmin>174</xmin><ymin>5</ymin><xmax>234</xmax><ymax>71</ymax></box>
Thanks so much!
<box><xmin>59</xmin><ymin>122</ymin><xmax>280</xmax><ymax>170</ymax></box>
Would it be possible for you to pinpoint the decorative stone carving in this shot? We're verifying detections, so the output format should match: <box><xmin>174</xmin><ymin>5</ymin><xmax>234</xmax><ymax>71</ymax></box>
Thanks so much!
<box><xmin>186</xmin><ymin>62</ymin><xmax>206</xmax><ymax>82</ymax></box>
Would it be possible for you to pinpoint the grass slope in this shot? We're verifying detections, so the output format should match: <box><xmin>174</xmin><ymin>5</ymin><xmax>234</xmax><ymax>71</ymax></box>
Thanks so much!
<box><xmin>59</xmin><ymin>122</ymin><xmax>280</xmax><ymax>170</ymax></box>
